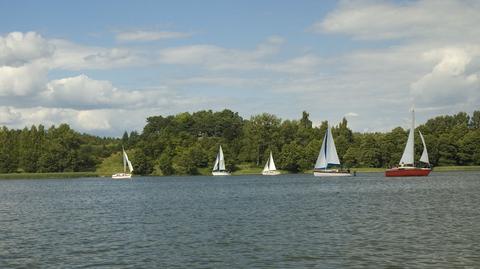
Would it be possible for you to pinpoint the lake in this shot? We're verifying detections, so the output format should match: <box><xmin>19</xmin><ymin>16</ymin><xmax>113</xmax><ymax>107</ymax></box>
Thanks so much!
<box><xmin>1</xmin><ymin>172</ymin><xmax>479</xmax><ymax>268</ymax></box>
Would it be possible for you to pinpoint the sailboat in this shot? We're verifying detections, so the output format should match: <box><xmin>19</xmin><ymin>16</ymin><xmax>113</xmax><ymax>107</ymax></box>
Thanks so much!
<box><xmin>212</xmin><ymin>145</ymin><xmax>230</xmax><ymax>176</ymax></box>
<box><xmin>313</xmin><ymin>124</ymin><xmax>351</xmax><ymax>177</ymax></box>
<box><xmin>385</xmin><ymin>109</ymin><xmax>431</xmax><ymax>177</ymax></box>
<box><xmin>112</xmin><ymin>147</ymin><xmax>133</xmax><ymax>179</ymax></box>
<box><xmin>262</xmin><ymin>151</ymin><xmax>280</xmax><ymax>176</ymax></box>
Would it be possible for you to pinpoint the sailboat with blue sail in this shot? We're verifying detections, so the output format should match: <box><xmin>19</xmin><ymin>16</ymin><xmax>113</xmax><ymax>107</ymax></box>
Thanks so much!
<box><xmin>313</xmin><ymin>124</ymin><xmax>351</xmax><ymax>177</ymax></box>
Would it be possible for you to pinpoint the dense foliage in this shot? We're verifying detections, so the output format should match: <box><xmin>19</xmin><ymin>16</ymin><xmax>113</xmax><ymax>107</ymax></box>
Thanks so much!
<box><xmin>1</xmin><ymin>110</ymin><xmax>479</xmax><ymax>175</ymax></box>
<box><xmin>0</xmin><ymin>124</ymin><xmax>118</xmax><ymax>173</ymax></box>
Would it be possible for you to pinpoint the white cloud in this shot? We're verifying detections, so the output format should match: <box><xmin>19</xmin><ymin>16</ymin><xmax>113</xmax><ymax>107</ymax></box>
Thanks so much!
<box><xmin>345</xmin><ymin>112</ymin><xmax>359</xmax><ymax>117</ymax></box>
<box><xmin>411</xmin><ymin>47</ymin><xmax>480</xmax><ymax>107</ymax></box>
<box><xmin>116</xmin><ymin>30</ymin><xmax>192</xmax><ymax>42</ymax></box>
<box><xmin>50</xmin><ymin>39</ymin><xmax>146</xmax><ymax>70</ymax></box>
<box><xmin>0</xmin><ymin>31</ymin><xmax>54</xmax><ymax>66</ymax></box>
<box><xmin>157</xmin><ymin>36</ymin><xmax>285</xmax><ymax>71</ymax></box>
<box><xmin>312</xmin><ymin>0</ymin><xmax>480</xmax><ymax>41</ymax></box>
<box><xmin>42</xmin><ymin>74</ymin><xmax>208</xmax><ymax>110</ymax></box>
<box><xmin>76</xmin><ymin>110</ymin><xmax>111</xmax><ymax>130</ymax></box>
<box><xmin>0</xmin><ymin>64</ymin><xmax>47</xmax><ymax>96</ymax></box>
<box><xmin>268</xmin><ymin>55</ymin><xmax>321</xmax><ymax>74</ymax></box>
<box><xmin>303</xmin><ymin>0</ymin><xmax>480</xmax><ymax>131</ymax></box>
<box><xmin>43</xmin><ymin>75</ymin><xmax>122</xmax><ymax>109</ymax></box>
<box><xmin>0</xmin><ymin>106</ymin><xmax>21</xmax><ymax>124</ymax></box>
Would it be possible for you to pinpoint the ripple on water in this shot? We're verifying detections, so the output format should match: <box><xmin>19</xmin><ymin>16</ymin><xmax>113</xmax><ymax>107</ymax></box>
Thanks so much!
<box><xmin>0</xmin><ymin>172</ymin><xmax>480</xmax><ymax>268</ymax></box>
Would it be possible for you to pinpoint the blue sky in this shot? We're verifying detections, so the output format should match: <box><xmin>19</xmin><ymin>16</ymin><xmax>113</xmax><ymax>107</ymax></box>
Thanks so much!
<box><xmin>1</xmin><ymin>0</ymin><xmax>479</xmax><ymax>136</ymax></box>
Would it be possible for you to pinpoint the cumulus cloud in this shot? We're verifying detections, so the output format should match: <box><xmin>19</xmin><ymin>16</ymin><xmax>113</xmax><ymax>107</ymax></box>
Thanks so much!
<box><xmin>411</xmin><ymin>47</ymin><xmax>480</xmax><ymax>107</ymax></box>
<box><xmin>116</xmin><ymin>30</ymin><xmax>192</xmax><ymax>42</ymax></box>
<box><xmin>43</xmin><ymin>75</ymin><xmax>123</xmax><ymax>109</ymax></box>
<box><xmin>305</xmin><ymin>0</ymin><xmax>480</xmax><ymax>131</ymax></box>
<box><xmin>311</xmin><ymin>0</ymin><xmax>480</xmax><ymax>42</ymax></box>
<box><xmin>41</xmin><ymin>74</ymin><xmax>208</xmax><ymax>111</ymax></box>
<box><xmin>0</xmin><ymin>63</ymin><xmax>48</xmax><ymax>96</ymax></box>
<box><xmin>0</xmin><ymin>106</ymin><xmax>114</xmax><ymax>132</ymax></box>
<box><xmin>0</xmin><ymin>31</ymin><xmax>54</xmax><ymax>66</ymax></box>
<box><xmin>0</xmin><ymin>106</ymin><xmax>21</xmax><ymax>124</ymax></box>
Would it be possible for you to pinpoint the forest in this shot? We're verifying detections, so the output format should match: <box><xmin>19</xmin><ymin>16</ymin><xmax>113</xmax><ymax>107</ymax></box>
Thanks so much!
<box><xmin>0</xmin><ymin>110</ymin><xmax>479</xmax><ymax>175</ymax></box>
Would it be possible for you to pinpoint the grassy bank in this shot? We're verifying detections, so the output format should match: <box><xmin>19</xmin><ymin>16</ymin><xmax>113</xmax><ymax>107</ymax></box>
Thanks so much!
<box><xmin>1</xmin><ymin>165</ymin><xmax>478</xmax><ymax>179</ymax></box>
<box><xmin>431</xmin><ymin>165</ymin><xmax>480</xmax><ymax>172</ymax></box>
<box><xmin>96</xmin><ymin>152</ymin><xmax>124</xmax><ymax>177</ymax></box>
<box><xmin>0</xmin><ymin>172</ymin><xmax>98</xmax><ymax>179</ymax></box>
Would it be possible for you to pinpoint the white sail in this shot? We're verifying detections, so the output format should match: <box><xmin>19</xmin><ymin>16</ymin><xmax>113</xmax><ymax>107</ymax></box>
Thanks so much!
<box><xmin>262</xmin><ymin>159</ymin><xmax>269</xmax><ymax>172</ymax></box>
<box><xmin>268</xmin><ymin>152</ymin><xmax>277</xmax><ymax>171</ymax></box>
<box><xmin>315</xmin><ymin>131</ymin><xmax>328</xmax><ymax>169</ymax></box>
<box><xmin>122</xmin><ymin>148</ymin><xmax>134</xmax><ymax>173</ymax></box>
<box><xmin>213</xmin><ymin>154</ymin><xmax>219</xmax><ymax>171</ymax></box>
<box><xmin>419</xmin><ymin>131</ymin><xmax>430</xmax><ymax>164</ymax></box>
<box><xmin>213</xmin><ymin>146</ymin><xmax>226</xmax><ymax>171</ymax></box>
<box><xmin>124</xmin><ymin>151</ymin><xmax>134</xmax><ymax>173</ymax></box>
<box><xmin>399</xmin><ymin>109</ymin><xmax>415</xmax><ymax>166</ymax></box>
<box><xmin>218</xmin><ymin>146</ymin><xmax>226</xmax><ymax>171</ymax></box>
<box><xmin>263</xmin><ymin>151</ymin><xmax>277</xmax><ymax>172</ymax></box>
<box><xmin>315</xmin><ymin>125</ymin><xmax>340</xmax><ymax>169</ymax></box>
<box><xmin>112</xmin><ymin>147</ymin><xmax>133</xmax><ymax>179</ymax></box>
<box><xmin>326</xmin><ymin>126</ymin><xmax>340</xmax><ymax>165</ymax></box>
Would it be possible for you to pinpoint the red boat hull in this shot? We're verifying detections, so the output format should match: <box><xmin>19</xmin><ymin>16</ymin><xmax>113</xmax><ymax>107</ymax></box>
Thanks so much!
<box><xmin>385</xmin><ymin>167</ymin><xmax>431</xmax><ymax>177</ymax></box>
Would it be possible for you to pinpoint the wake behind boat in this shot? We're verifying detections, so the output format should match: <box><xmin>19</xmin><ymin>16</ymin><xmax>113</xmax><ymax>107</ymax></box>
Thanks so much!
<box><xmin>385</xmin><ymin>109</ymin><xmax>432</xmax><ymax>177</ymax></box>
<box><xmin>112</xmin><ymin>147</ymin><xmax>133</xmax><ymax>179</ymax></box>
<box><xmin>212</xmin><ymin>145</ymin><xmax>231</xmax><ymax>176</ymax></box>
<box><xmin>313</xmin><ymin>124</ymin><xmax>351</xmax><ymax>177</ymax></box>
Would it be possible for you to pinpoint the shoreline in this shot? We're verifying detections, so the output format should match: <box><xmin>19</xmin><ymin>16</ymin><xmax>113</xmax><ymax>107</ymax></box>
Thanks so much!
<box><xmin>1</xmin><ymin>166</ymin><xmax>480</xmax><ymax>179</ymax></box>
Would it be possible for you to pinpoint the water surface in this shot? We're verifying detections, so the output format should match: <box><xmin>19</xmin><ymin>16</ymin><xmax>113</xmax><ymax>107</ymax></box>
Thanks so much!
<box><xmin>1</xmin><ymin>172</ymin><xmax>479</xmax><ymax>268</ymax></box>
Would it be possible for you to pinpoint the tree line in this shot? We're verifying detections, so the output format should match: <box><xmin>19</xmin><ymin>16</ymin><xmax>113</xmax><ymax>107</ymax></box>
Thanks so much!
<box><xmin>1</xmin><ymin>110</ymin><xmax>479</xmax><ymax>174</ymax></box>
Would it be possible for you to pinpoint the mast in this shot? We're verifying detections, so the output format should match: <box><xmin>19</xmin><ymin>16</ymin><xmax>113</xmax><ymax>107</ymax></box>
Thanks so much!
<box><xmin>399</xmin><ymin>108</ymin><xmax>415</xmax><ymax>166</ymax></box>
<box><xmin>219</xmin><ymin>146</ymin><xmax>225</xmax><ymax>171</ymax></box>
<box><xmin>122</xmin><ymin>147</ymin><xmax>127</xmax><ymax>173</ymax></box>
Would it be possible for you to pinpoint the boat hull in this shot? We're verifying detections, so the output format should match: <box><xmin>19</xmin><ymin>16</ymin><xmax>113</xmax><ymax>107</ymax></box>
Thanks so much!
<box><xmin>262</xmin><ymin>170</ymin><xmax>281</xmax><ymax>176</ymax></box>
<box><xmin>112</xmin><ymin>173</ymin><xmax>132</xmax><ymax>179</ymax></box>
<box><xmin>385</xmin><ymin>167</ymin><xmax>431</xmax><ymax>177</ymax></box>
<box><xmin>212</xmin><ymin>171</ymin><xmax>231</xmax><ymax>176</ymax></box>
<box><xmin>313</xmin><ymin>170</ymin><xmax>352</xmax><ymax>177</ymax></box>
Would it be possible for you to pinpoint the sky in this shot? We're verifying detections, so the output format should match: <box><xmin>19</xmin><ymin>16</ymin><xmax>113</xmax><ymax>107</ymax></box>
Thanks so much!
<box><xmin>0</xmin><ymin>0</ymin><xmax>479</xmax><ymax>136</ymax></box>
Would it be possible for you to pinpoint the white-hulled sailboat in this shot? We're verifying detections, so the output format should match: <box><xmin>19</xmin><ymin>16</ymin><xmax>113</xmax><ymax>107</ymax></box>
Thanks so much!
<box><xmin>313</xmin><ymin>124</ymin><xmax>351</xmax><ymax>177</ymax></box>
<box><xmin>112</xmin><ymin>148</ymin><xmax>133</xmax><ymax>179</ymax></box>
<box><xmin>212</xmin><ymin>145</ymin><xmax>230</xmax><ymax>176</ymax></box>
<box><xmin>262</xmin><ymin>151</ymin><xmax>280</xmax><ymax>176</ymax></box>
<box><xmin>385</xmin><ymin>109</ymin><xmax>431</xmax><ymax>177</ymax></box>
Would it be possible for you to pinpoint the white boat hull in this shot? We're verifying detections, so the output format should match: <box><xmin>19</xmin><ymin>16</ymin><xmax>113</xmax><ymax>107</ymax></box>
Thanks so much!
<box><xmin>112</xmin><ymin>173</ymin><xmax>132</xmax><ymax>179</ymax></box>
<box><xmin>212</xmin><ymin>171</ymin><xmax>231</xmax><ymax>176</ymax></box>
<box><xmin>262</xmin><ymin>170</ymin><xmax>281</xmax><ymax>176</ymax></box>
<box><xmin>313</xmin><ymin>171</ymin><xmax>352</xmax><ymax>177</ymax></box>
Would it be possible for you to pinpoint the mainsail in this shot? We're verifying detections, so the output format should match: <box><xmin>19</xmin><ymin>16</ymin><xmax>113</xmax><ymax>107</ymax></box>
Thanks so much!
<box><xmin>213</xmin><ymin>145</ymin><xmax>226</xmax><ymax>171</ymax></box>
<box><xmin>315</xmin><ymin>125</ymin><xmax>340</xmax><ymax>169</ymax></box>
<box><xmin>399</xmin><ymin>109</ymin><xmax>415</xmax><ymax>166</ymax></box>
<box><xmin>122</xmin><ymin>148</ymin><xmax>134</xmax><ymax>173</ymax></box>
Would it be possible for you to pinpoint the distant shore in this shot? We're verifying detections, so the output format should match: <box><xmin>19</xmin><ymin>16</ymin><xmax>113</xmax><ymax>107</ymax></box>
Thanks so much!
<box><xmin>1</xmin><ymin>166</ymin><xmax>479</xmax><ymax>179</ymax></box>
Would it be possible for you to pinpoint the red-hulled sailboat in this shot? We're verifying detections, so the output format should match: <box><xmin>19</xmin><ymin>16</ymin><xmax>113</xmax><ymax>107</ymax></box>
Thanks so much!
<box><xmin>385</xmin><ymin>109</ymin><xmax>432</xmax><ymax>177</ymax></box>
